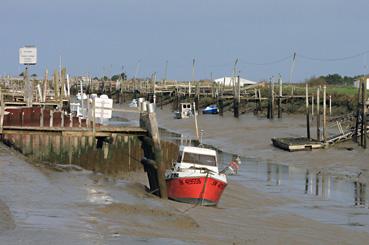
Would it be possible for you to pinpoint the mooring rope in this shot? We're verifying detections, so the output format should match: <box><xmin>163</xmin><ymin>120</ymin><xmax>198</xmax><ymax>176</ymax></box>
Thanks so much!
<box><xmin>180</xmin><ymin>171</ymin><xmax>210</xmax><ymax>213</ymax></box>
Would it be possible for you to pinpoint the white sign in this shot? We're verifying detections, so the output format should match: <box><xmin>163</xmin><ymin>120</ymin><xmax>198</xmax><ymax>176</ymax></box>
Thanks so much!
<box><xmin>19</xmin><ymin>46</ymin><xmax>37</xmax><ymax>65</ymax></box>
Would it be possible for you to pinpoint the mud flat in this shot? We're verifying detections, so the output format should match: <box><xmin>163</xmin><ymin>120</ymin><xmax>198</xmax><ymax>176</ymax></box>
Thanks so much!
<box><xmin>0</xmin><ymin>199</ymin><xmax>15</xmax><ymax>232</ymax></box>
<box><xmin>1</xmin><ymin>105</ymin><xmax>369</xmax><ymax>244</ymax></box>
<box><xmin>112</xmin><ymin>105</ymin><xmax>369</xmax><ymax>244</ymax></box>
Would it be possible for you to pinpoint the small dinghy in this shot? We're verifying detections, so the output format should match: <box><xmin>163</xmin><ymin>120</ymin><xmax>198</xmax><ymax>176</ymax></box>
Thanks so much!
<box><xmin>202</xmin><ymin>104</ymin><xmax>219</xmax><ymax>114</ymax></box>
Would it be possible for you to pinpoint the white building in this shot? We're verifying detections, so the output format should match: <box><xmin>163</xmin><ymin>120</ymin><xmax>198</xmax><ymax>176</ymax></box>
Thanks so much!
<box><xmin>354</xmin><ymin>78</ymin><xmax>369</xmax><ymax>90</ymax></box>
<box><xmin>214</xmin><ymin>76</ymin><xmax>257</xmax><ymax>87</ymax></box>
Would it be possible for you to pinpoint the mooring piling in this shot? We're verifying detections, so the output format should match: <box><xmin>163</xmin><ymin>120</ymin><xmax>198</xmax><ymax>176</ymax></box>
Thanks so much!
<box><xmin>139</xmin><ymin>102</ymin><xmax>168</xmax><ymax>199</ymax></box>
<box><xmin>306</xmin><ymin>83</ymin><xmax>310</xmax><ymax>139</ymax></box>
<box><xmin>316</xmin><ymin>87</ymin><xmax>320</xmax><ymax>141</ymax></box>
<box><xmin>323</xmin><ymin>85</ymin><xmax>327</xmax><ymax>143</ymax></box>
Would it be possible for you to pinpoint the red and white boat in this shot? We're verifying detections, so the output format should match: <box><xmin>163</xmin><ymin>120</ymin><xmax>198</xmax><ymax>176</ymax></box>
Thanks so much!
<box><xmin>165</xmin><ymin>145</ymin><xmax>227</xmax><ymax>206</ymax></box>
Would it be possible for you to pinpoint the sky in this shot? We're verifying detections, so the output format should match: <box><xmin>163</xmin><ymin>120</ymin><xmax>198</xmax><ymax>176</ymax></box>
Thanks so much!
<box><xmin>1</xmin><ymin>0</ymin><xmax>369</xmax><ymax>82</ymax></box>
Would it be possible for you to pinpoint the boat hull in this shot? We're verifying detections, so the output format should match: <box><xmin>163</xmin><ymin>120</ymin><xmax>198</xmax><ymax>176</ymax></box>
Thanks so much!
<box><xmin>202</xmin><ymin>108</ymin><xmax>218</xmax><ymax>114</ymax></box>
<box><xmin>166</xmin><ymin>176</ymin><xmax>227</xmax><ymax>206</ymax></box>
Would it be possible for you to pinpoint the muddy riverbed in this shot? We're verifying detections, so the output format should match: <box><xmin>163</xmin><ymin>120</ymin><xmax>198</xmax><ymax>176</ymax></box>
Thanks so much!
<box><xmin>1</xmin><ymin>105</ymin><xmax>369</xmax><ymax>244</ymax></box>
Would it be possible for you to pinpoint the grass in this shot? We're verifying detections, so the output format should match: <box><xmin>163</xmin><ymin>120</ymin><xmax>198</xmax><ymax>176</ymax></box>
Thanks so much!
<box><xmin>326</xmin><ymin>86</ymin><xmax>358</xmax><ymax>97</ymax></box>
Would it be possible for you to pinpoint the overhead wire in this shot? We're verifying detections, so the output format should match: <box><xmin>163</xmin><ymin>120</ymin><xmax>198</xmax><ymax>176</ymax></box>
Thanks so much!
<box><xmin>298</xmin><ymin>50</ymin><xmax>369</xmax><ymax>62</ymax></box>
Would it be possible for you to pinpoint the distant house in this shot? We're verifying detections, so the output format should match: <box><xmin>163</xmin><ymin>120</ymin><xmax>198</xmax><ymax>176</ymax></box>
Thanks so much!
<box><xmin>353</xmin><ymin>78</ymin><xmax>369</xmax><ymax>90</ymax></box>
<box><xmin>214</xmin><ymin>77</ymin><xmax>257</xmax><ymax>87</ymax></box>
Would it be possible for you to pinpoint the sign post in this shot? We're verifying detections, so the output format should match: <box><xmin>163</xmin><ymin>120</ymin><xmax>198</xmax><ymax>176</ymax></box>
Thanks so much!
<box><xmin>19</xmin><ymin>46</ymin><xmax>37</xmax><ymax>107</ymax></box>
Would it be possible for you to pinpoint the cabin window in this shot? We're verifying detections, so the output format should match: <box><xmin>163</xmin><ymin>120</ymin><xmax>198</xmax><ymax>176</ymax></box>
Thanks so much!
<box><xmin>177</xmin><ymin>151</ymin><xmax>183</xmax><ymax>162</ymax></box>
<box><xmin>182</xmin><ymin>152</ymin><xmax>216</xmax><ymax>166</ymax></box>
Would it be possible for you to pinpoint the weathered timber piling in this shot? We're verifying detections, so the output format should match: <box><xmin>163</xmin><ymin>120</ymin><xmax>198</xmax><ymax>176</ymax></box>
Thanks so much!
<box><xmin>53</xmin><ymin>69</ymin><xmax>59</xmax><ymax>101</ymax></box>
<box><xmin>218</xmin><ymin>98</ymin><xmax>224</xmax><ymax>116</ymax></box>
<box><xmin>278</xmin><ymin>77</ymin><xmax>282</xmax><ymax>118</ymax></box>
<box><xmin>311</xmin><ymin>94</ymin><xmax>314</xmax><ymax>119</ymax></box>
<box><xmin>24</xmin><ymin>67</ymin><xmax>33</xmax><ymax>107</ymax></box>
<box><xmin>306</xmin><ymin>83</ymin><xmax>310</xmax><ymax>139</ymax></box>
<box><xmin>139</xmin><ymin>102</ymin><xmax>168</xmax><ymax>198</ymax></box>
<box><xmin>267</xmin><ymin>79</ymin><xmax>274</xmax><ymax>119</ymax></box>
<box><xmin>233</xmin><ymin>76</ymin><xmax>240</xmax><ymax>118</ymax></box>
<box><xmin>361</xmin><ymin>79</ymin><xmax>367</xmax><ymax>148</ymax></box>
<box><xmin>0</xmin><ymin>92</ymin><xmax>4</xmax><ymax>134</ymax></box>
<box><xmin>323</xmin><ymin>85</ymin><xmax>327</xmax><ymax>143</ymax></box>
<box><xmin>354</xmin><ymin>82</ymin><xmax>361</xmax><ymax>143</ymax></box>
<box><xmin>42</xmin><ymin>69</ymin><xmax>48</xmax><ymax>103</ymax></box>
<box><xmin>316</xmin><ymin>87</ymin><xmax>320</xmax><ymax>141</ymax></box>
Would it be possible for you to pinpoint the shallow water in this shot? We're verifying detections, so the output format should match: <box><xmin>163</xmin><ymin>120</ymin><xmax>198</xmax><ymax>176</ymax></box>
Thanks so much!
<box><xmin>159</xmin><ymin>129</ymin><xmax>369</xmax><ymax>232</ymax></box>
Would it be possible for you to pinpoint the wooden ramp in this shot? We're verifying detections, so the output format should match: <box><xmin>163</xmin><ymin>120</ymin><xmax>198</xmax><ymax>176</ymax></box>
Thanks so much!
<box><xmin>272</xmin><ymin>137</ymin><xmax>324</xmax><ymax>152</ymax></box>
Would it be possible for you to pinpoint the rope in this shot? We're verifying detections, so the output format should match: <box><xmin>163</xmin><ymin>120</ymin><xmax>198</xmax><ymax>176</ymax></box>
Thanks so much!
<box><xmin>180</xmin><ymin>171</ymin><xmax>210</xmax><ymax>213</ymax></box>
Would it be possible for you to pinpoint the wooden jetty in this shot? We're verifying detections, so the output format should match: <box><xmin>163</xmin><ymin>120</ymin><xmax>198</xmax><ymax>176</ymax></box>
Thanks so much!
<box><xmin>272</xmin><ymin>137</ymin><xmax>324</xmax><ymax>151</ymax></box>
<box><xmin>273</xmin><ymin>79</ymin><xmax>369</xmax><ymax>152</ymax></box>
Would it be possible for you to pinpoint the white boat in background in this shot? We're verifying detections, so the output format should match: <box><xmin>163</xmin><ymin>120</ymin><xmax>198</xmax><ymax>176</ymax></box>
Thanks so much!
<box><xmin>77</xmin><ymin>92</ymin><xmax>88</xmax><ymax>100</ymax></box>
<box><xmin>129</xmin><ymin>99</ymin><xmax>138</xmax><ymax>108</ymax></box>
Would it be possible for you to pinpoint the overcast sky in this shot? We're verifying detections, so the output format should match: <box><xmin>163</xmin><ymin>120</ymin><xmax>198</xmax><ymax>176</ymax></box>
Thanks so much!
<box><xmin>1</xmin><ymin>0</ymin><xmax>369</xmax><ymax>82</ymax></box>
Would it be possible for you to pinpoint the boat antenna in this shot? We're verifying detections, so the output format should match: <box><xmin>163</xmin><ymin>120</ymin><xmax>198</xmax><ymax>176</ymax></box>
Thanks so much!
<box><xmin>192</xmin><ymin>102</ymin><xmax>200</xmax><ymax>141</ymax></box>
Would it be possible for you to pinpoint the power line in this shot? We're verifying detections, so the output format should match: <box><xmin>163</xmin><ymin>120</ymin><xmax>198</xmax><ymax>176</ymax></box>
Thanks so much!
<box><xmin>238</xmin><ymin>54</ymin><xmax>293</xmax><ymax>66</ymax></box>
<box><xmin>298</xmin><ymin>50</ymin><xmax>369</xmax><ymax>62</ymax></box>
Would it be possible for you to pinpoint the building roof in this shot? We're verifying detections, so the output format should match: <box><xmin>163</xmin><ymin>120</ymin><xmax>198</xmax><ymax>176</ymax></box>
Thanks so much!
<box><xmin>214</xmin><ymin>76</ymin><xmax>257</xmax><ymax>86</ymax></box>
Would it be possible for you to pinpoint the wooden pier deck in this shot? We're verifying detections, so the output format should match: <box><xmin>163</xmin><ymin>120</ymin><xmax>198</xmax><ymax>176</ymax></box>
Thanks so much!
<box><xmin>272</xmin><ymin>137</ymin><xmax>324</xmax><ymax>151</ymax></box>
<box><xmin>1</xmin><ymin>125</ymin><xmax>146</xmax><ymax>137</ymax></box>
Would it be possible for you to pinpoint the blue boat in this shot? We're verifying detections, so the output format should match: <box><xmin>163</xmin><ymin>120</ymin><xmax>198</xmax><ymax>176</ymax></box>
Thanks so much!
<box><xmin>202</xmin><ymin>104</ymin><xmax>219</xmax><ymax>114</ymax></box>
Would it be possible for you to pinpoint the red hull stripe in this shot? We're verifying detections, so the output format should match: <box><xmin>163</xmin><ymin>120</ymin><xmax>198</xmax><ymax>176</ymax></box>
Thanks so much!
<box><xmin>166</xmin><ymin>176</ymin><xmax>227</xmax><ymax>205</ymax></box>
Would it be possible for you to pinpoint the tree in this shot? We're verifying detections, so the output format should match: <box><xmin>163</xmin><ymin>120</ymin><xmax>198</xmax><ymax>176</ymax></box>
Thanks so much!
<box><xmin>111</xmin><ymin>72</ymin><xmax>127</xmax><ymax>81</ymax></box>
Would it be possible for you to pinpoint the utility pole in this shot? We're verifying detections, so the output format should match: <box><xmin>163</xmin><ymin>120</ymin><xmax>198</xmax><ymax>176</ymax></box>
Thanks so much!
<box><xmin>232</xmin><ymin>58</ymin><xmax>239</xmax><ymax>95</ymax></box>
<box><xmin>163</xmin><ymin>60</ymin><xmax>168</xmax><ymax>85</ymax></box>
<box><xmin>190</xmin><ymin>58</ymin><xmax>195</xmax><ymax>97</ymax></box>
<box><xmin>289</xmin><ymin>52</ymin><xmax>296</xmax><ymax>83</ymax></box>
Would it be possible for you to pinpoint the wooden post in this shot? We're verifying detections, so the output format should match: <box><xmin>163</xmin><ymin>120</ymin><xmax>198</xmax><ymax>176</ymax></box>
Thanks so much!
<box><xmin>50</xmin><ymin>110</ymin><xmax>54</xmax><ymax>127</ymax></box>
<box><xmin>271</xmin><ymin>79</ymin><xmax>275</xmax><ymax>119</ymax></box>
<box><xmin>0</xmin><ymin>91</ymin><xmax>4</xmax><ymax>134</ymax></box>
<box><xmin>267</xmin><ymin>79</ymin><xmax>273</xmax><ymax>119</ymax></box>
<box><xmin>61</xmin><ymin>67</ymin><xmax>66</xmax><ymax>105</ymax></box>
<box><xmin>258</xmin><ymin>89</ymin><xmax>262</xmax><ymax>112</ymax></box>
<box><xmin>233</xmin><ymin>76</ymin><xmax>240</xmax><ymax>118</ymax></box>
<box><xmin>354</xmin><ymin>82</ymin><xmax>361</xmax><ymax>143</ymax></box>
<box><xmin>361</xmin><ymin>79</ymin><xmax>367</xmax><ymax>148</ymax></box>
<box><xmin>219</xmin><ymin>98</ymin><xmax>224</xmax><ymax>116</ymax></box>
<box><xmin>139</xmin><ymin>106</ymin><xmax>168</xmax><ymax>199</ymax></box>
<box><xmin>86</xmin><ymin>100</ymin><xmax>91</xmax><ymax>127</ymax></box>
<box><xmin>363</xmin><ymin>81</ymin><xmax>367</xmax><ymax>149</ymax></box>
<box><xmin>24</xmin><ymin>66</ymin><xmax>33</xmax><ymax>107</ymax></box>
<box><xmin>329</xmin><ymin>95</ymin><xmax>332</xmax><ymax>116</ymax></box>
<box><xmin>278</xmin><ymin>76</ymin><xmax>282</xmax><ymax>118</ymax></box>
<box><xmin>152</xmin><ymin>72</ymin><xmax>156</xmax><ymax>105</ymax></box>
<box><xmin>311</xmin><ymin>94</ymin><xmax>314</xmax><ymax>119</ymax></box>
<box><xmin>306</xmin><ymin>83</ymin><xmax>310</xmax><ymax>139</ymax></box>
<box><xmin>43</xmin><ymin>69</ymin><xmax>48</xmax><ymax>103</ymax></box>
<box><xmin>323</xmin><ymin>85</ymin><xmax>327</xmax><ymax>143</ymax></box>
<box><xmin>53</xmin><ymin>69</ymin><xmax>59</xmax><ymax>101</ymax></box>
<box><xmin>61</xmin><ymin>111</ymin><xmax>64</xmax><ymax>128</ymax></box>
<box><xmin>69</xmin><ymin>114</ymin><xmax>73</xmax><ymax>127</ymax></box>
<box><xmin>92</xmin><ymin>99</ymin><xmax>96</xmax><ymax>137</ymax></box>
<box><xmin>40</xmin><ymin>108</ymin><xmax>44</xmax><ymax>127</ymax></box>
<box><xmin>193</xmin><ymin>102</ymin><xmax>200</xmax><ymax>140</ymax></box>
<box><xmin>317</xmin><ymin>87</ymin><xmax>320</xmax><ymax>141</ymax></box>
